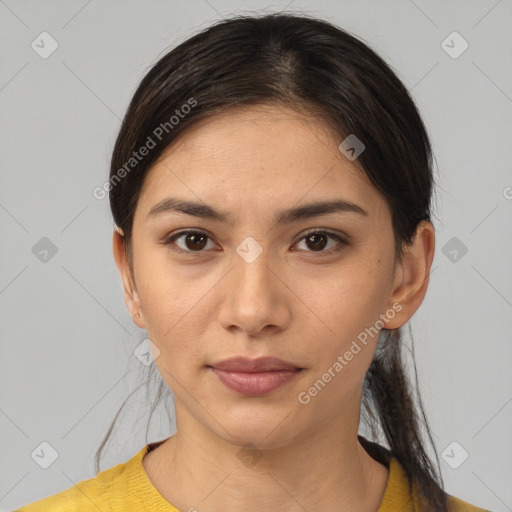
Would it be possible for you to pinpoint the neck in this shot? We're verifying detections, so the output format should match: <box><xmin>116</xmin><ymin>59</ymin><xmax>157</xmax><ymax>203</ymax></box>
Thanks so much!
<box><xmin>143</xmin><ymin>392</ymin><xmax>389</xmax><ymax>512</ymax></box>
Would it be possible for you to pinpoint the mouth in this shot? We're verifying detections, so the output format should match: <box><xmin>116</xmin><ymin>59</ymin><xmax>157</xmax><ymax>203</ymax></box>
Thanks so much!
<box><xmin>207</xmin><ymin>356</ymin><xmax>304</xmax><ymax>396</ymax></box>
<box><xmin>209</xmin><ymin>356</ymin><xmax>302</xmax><ymax>372</ymax></box>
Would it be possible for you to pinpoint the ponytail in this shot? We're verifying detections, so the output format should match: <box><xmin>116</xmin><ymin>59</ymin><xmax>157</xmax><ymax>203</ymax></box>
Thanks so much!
<box><xmin>361</xmin><ymin>327</ymin><xmax>448</xmax><ymax>512</ymax></box>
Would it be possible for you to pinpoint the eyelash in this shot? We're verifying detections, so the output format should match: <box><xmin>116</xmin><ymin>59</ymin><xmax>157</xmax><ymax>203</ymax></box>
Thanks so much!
<box><xmin>162</xmin><ymin>229</ymin><xmax>349</xmax><ymax>257</ymax></box>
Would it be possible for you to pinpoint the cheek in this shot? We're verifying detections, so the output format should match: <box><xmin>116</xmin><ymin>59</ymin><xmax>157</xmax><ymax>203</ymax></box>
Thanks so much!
<box><xmin>290</xmin><ymin>253</ymin><xmax>393</xmax><ymax>397</ymax></box>
<box><xmin>293</xmin><ymin>272</ymin><xmax>387</xmax><ymax>412</ymax></box>
<box><xmin>133</xmin><ymin>252</ymin><xmax>215</xmax><ymax>368</ymax></box>
<box><xmin>135</xmin><ymin>243</ymin><xmax>219</xmax><ymax>324</ymax></box>
<box><xmin>293</xmin><ymin>259</ymin><xmax>390</xmax><ymax>343</ymax></box>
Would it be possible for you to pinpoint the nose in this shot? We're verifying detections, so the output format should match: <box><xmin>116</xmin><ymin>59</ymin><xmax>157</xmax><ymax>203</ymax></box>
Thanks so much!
<box><xmin>218</xmin><ymin>248</ymin><xmax>291</xmax><ymax>337</ymax></box>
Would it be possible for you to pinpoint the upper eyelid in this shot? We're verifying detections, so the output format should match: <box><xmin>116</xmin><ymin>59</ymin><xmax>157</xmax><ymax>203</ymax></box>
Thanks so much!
<box><xmin>297</xmin><ymin>227</ymin><xmax>349</xmax><ymax>240</ymax></box>
<box><xmin>167</xmin><ymin>227</ymin><xmax>347</xmax><ymax>239</ymax></box>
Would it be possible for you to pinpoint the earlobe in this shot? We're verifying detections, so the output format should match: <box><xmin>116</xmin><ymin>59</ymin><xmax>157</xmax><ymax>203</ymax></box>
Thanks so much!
<box><xmin>384</xmin><ymin>221</ymin><xmax>435</xmax><ymax>329</ymax></box>
<box><xmin>112</xmin><ymin>228</ymin><xmax>145</xmax><ymax>328</ymax></box>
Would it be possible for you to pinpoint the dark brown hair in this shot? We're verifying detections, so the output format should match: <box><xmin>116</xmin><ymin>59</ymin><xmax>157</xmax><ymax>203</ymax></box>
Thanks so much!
<box><xmin>100</xmin><ymin>12</ymin><xmax>445</xmax><ymax>511</ymax></box>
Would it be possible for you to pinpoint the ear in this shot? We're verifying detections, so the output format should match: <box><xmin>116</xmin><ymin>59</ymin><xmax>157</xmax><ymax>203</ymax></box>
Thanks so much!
<box><xmin>384</xmin><ymin>220</ymin><xmax>435</xmax><ymax>329</ymax></box>
<box><xmin>112</xmin><ymin>227</ymin><xmax>146</xmax><ymax>329</ymax></box>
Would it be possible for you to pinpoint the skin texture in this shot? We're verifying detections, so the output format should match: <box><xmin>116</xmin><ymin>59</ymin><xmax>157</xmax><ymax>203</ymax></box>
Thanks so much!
<box><xmin>113</xmin><ymin>104</ymin><xmax>435</xmax><ymax>512</ymax></box>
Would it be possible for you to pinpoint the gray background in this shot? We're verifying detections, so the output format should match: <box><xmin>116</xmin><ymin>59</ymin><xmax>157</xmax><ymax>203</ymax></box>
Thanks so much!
<box><xmin>1</xmin><ymin>0</ymin><xmax>511</xmax><ymax>510</ymax></box>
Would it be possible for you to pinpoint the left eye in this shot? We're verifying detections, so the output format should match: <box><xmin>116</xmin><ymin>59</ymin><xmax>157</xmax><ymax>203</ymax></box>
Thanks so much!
<box><xmin>294</xmin><ymin>231</ymin><xmax>347</xmax><ymax>254</ymax></box>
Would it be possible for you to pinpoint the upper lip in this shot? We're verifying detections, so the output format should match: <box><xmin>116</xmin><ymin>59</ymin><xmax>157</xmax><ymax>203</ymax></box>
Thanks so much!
<box><xmin>209</xmin><ymin>356</ymin><xmax>301</xmax><ymax>372</ymax></box>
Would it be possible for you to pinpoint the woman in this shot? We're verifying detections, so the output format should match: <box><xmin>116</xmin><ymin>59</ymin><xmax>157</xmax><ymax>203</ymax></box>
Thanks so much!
<box><xmin>15</xmin><ymin>12</ymin><xmax>490</xmax><ymax>512</ymax></box>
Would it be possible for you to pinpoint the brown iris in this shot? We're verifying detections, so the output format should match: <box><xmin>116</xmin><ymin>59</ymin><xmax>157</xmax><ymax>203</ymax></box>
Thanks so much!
<box><xmin>184</xmin><ymin>233</ymin><xmax>208</xmax><ymax>251</ymax></box>
<box><xmin>304</xmin><ymin>233</ymin><xmax>328</xmax><ymax>251</ymax></box>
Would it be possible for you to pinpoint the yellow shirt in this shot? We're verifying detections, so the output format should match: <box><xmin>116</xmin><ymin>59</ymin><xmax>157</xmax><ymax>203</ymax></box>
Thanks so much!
<box><xmin>14</xmin><ymin>441</ymin><xmax>490</xmax><ymax>512</ymax></box>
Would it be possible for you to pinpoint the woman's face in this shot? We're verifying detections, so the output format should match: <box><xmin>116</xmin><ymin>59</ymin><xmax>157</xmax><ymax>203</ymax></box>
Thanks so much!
<box><xmin>116</xmin><ymin>105</ymin><xmax>416</xmax><ymax>449</ymax></box>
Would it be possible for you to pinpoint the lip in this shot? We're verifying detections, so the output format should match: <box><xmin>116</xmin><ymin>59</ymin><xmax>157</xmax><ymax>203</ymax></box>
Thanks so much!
<box><xmin>208</xmin><ymin>357</ymin><xmax>303</xmax><ymax>396</ymax></box>
<box><xmin>210</xmin><ymin>356</ymin><xmax>301</xmax><ymax>372</ymax></box>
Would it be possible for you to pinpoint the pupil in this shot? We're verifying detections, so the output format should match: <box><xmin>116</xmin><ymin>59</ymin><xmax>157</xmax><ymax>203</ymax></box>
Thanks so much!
<box><xmin>307</xmin><ymin>234</ymin><xmax>327</xmax><ymax>251</ymax></box>
<box><xmin>187</xmin><ymin>233</ymin><xmax>207</xmax><ymax>250</ymax></box>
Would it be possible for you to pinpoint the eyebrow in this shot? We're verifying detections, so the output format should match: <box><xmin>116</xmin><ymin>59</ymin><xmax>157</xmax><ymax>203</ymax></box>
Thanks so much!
<box><xmin>146</xmin><ymin>197</ymin><xmax>368</xmax><ymax>225</ymax></box>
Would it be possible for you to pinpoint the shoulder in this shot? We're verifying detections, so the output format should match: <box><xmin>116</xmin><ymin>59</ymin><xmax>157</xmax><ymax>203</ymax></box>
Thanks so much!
<box><xmin>13</xmin><ymin>446</ymin><xmax>149</xmax><ymax>512</ymax></box>
<box><xmin>446</xmin><ymin>493</ymin><xmax>493</xmax><ymax>512</ymax></box>
<box><xmin>371</xmin><ymin>446</ymin><xmax>491</xmax><ymax>512</ymax></box>
<box><xmin>13</xmin><ymin>478</ymin><xmax>104</xmax><ymax>512</ymax></box>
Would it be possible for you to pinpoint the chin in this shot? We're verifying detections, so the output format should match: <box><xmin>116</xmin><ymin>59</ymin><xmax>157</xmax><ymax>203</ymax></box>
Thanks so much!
<box><xmin>212</xmin><ymin>407</ymin><xmax>304</xmax><ymax>450</ymax></box>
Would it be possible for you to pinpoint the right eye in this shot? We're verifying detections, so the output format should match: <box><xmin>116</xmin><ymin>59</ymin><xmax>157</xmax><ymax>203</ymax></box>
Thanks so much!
<box><xmin>163</xmin><ymin>229</ymin><xmax>219</xmax><ymax>255</ymax></box>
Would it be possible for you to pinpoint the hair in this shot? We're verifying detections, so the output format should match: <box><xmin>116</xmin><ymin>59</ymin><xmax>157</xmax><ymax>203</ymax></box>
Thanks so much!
<box><xmin>99</xmin><ymin>12</ymin><xmax>445</xmax><ymax>511</ymax></box>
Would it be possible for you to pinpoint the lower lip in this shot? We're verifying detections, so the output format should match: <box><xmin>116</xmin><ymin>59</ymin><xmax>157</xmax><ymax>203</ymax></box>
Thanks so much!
<box><xmin>210</xmin><ymin>368</ymin><xmax>301</xmax><ymax>396</ymax></box>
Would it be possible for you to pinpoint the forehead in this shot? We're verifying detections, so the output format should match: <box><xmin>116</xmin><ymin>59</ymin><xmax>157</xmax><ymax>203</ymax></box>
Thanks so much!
<box><xmin>156</xmin><ymin>104</ymin><xmax>346</xmax><ymax>171</ymax></box>
<box><xmin>136</xmin><ymin>105</ymin><xmax>389</xmax><ymax>222</ymax></box>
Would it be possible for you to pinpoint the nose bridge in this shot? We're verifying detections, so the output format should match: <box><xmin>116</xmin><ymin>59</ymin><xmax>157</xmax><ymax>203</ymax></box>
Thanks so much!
<box><xmin>219</xmin><ymin>236</ymin><xmax>288</xmax><ymax>334</ymax></box>
<box><xmin>233</xmin><ymin>238</ymin><xmax>275</xmax><ymax>298</ymax></box>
